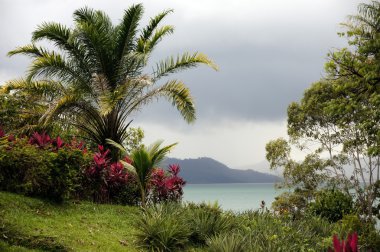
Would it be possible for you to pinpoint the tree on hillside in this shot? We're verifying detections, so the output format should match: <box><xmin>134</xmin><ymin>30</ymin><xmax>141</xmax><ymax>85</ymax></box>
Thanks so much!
<box><xmin>266</xmin><ymin>1</ymin><xmax>380</xmax><ymax>219</ymax></box>
<box><xmin>1</xmin><ymin>4</ymin><xmax>217</xmax><ymax>160</ymax></box>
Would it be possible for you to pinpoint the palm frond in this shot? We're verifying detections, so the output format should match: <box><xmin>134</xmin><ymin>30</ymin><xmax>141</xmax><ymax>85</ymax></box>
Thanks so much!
<box><xmin>149</xmin><ymin>141</ymin><xmax>177</xmax><ymax>166</ymax></box>
<box><xmin>141</xmin><ymin>25</ymin><xmax>174</xmax><ymax>53</ymax></box>
<box><xmin>131</xmin><ymin>147</ymin><xmax>152</xmax><ymax>184</ymax></box>
<box><xmin>115</xmin><ymin>4</ymin><xmax>143</xmax><ymax>60</ymax></box>
<box><xmin>39</xmin><ymin>94</ymin><xmax>84</xmax><ymax>124</ymax></box>
<box><xmin>26</xmin><ymin>51</ymin><xmax>89</xmax><ymax>90</ymax></box>
<box><xmin>32</xmin><ymin>22</ymin><xmax>93</xmax><ymax>76</ymax></box>
<box><xmin>140</xmin><ymin>9</ymin><xmax>173</xmax><ymax>41</ymax></box>
<box><xmin>125</xmin><ymin>79</ymin><xmax>196</xmax><ymax>123</ymax></box>
<box><xmin>1</xmin><ymin>79</ymin><xmax>65</xmax><ymax>97</ymax></box>
<box><xmin>8</xmin><ymin>44</ymin><xmax>48</xmax><ymax>58</ymax></box>
<box><xmin>153</xmin><ymin>52</ymin><xmax>218</xmax><ymax>81</ymax></box>
<box><xmin>74</xmin><ymin>7</ymin><xmax>115</xmax><ymax>79</ymax></box>
<box><xmin>106</xmin><ymin>138</ymin><xmax>127</xmax><ymax>154</ymax></box>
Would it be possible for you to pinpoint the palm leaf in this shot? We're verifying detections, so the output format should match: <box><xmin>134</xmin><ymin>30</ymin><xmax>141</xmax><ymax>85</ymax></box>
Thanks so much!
<box><xmin>153</xmin><ymin>52</ymin><xmax>218</xmax><ymax>81</ymax></box>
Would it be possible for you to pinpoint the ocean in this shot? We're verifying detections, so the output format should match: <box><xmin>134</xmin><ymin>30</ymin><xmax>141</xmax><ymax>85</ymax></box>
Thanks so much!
<box><xmin>183</xmin><ymin>183</ymin><xmax>286</xmax><ymax>212</ymax></box>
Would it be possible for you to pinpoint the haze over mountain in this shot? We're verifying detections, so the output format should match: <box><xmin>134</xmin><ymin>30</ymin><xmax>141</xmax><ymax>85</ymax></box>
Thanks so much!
<box><xmin>163</xmin><ymin>157</ymin><xmax>281</xmax><ymax>184</ymax></box>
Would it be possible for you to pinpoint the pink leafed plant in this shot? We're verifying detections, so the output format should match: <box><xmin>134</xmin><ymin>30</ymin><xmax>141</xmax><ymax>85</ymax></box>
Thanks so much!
<box><xmin>52</xmin><ymin>136</ymin><xmax>64</xmax><ymax>150</ymax></box>
<box><xmin>28</xmin><ymin>132</ymin><xmax>51</xmax><ymax>148</ymax></box>
<box><xmin>149</xmin><ymin>164</ymin><xmax>186</xmax><ymax>203</ymax></box>
<box><xmin>0</xmin><ymin>127</ymin><xmax>5</xmax><ymax>138</ymax></box>
<box><xmin>328</xmin><ymin>232</ymin><xmax>358</xmax><ymax>252</ymax></box>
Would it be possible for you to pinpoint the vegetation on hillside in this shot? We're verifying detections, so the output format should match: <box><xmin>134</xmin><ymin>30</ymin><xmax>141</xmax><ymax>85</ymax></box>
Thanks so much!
<box><xmin>1</xmin><ymin>1</ymin><xmax>380</xmax><ymax>251</ymax></box>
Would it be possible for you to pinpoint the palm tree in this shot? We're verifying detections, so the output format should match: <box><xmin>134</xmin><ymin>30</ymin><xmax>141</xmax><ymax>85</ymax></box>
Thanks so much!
<box><xmin>3</xmin><ymin>5</ymin><xmax>217</xmax><ymax>159</ymax></box>
<box><xmin>125</xmin><ymin>141</ymin><xmax>176</xmax><ymax>207</ymax></box>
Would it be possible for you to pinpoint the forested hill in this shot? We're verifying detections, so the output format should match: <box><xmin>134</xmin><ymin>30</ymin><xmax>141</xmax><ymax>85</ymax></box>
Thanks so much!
<box><xmin>163</xmin><ymin>157</ymin><xmax>281</xmax><ymax>184</ymax></box>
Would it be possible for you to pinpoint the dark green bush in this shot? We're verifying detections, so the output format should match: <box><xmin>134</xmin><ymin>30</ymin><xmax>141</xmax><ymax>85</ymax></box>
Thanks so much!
<box><xmin>108</xmin><ymin>176</ymin><xmax>141</xmax><ymax>206</ymax></box>
<box><xmin>0</xmin><ymin>138</ymin><xmax>91</xmax><ymax>202</ymax></box>
<box><xmin>309</xmin><ymin>189</ymin><xmax>353</xmax><ymax>222</ymax></box>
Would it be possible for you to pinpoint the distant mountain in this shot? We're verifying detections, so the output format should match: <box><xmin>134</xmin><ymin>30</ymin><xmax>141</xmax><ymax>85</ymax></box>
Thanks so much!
<box><xmin>163</xmin><ymin>157</ymin><xmax>281</xmax><ymax>184</ymax></box>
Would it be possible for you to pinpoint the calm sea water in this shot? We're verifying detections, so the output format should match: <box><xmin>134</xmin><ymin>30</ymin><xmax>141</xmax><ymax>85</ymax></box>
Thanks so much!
<box><xmin>183</xmin><ymin>183</ymin><xmax>286</xmax><ymax>212</ymax></box>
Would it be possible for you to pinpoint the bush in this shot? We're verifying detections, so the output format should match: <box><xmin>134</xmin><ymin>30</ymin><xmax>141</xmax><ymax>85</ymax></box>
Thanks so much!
<box><xmin>149</xmin><ymin>164</ymin><xmax>186</xmax><ymax>204</ymax></box>
<box><xmin>134</xmin><ymin>204</ymin><xmax>191</xmax><ymax>252</ymax></box>
<box><xmin>334</xmin><ymin>214</ymin><xmax>380</xmax><ymax>251</ymax></box>
<box><xmin>184</xmin><ymin>202</ymin><xmax>237</xmax><ymax>245</ymax></box>
<box><xmin>310</xmin><ymin>189</ymin><xmax>353</xmax><ymax>222</ymax></box>
<box><xmin>0</xmin><ymin>132</ymin><xmax>91</xmax><ymax>202</ymax></box>
<box><xmin>84</xmin><ymin>145</ymin><xmax>139</xmax><ymax>204</ymax></box>
<box><xmin>207</xmin><ymin>233</ymin><xmax>248</xmax><ymax>252</ymax></box>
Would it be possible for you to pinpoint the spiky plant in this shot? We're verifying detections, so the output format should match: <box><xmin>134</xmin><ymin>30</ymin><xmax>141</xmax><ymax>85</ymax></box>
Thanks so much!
<box><xmin>123</xmin><ymin>140</ymin><xmax>177</xmax><ymax>207</ymax></box>
<box><xmin>3</xmin><ymin>5</ymin><xmax>217</xmax><ymax>159</ymax></box>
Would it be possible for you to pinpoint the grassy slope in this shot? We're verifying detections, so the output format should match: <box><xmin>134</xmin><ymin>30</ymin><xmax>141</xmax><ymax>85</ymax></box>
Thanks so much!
<box><xmin>0</xmin><ymin>192</ymin><xmax>140</xmax><ymax>251</ymax></box>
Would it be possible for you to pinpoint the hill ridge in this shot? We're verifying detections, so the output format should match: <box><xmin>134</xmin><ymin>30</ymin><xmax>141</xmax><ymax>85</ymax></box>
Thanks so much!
<box><xmin>163</xmin><ymin>157</ymin><xmax>281</xmax><ymax>184</ymax></box>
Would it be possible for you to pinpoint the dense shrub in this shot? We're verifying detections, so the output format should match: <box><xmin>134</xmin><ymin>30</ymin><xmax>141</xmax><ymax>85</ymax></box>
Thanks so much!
<box><xmin>310</xmin><ymin>189</ymin><xmax>353</xmax><ymax>222</ymax></box>
<box><xmin>149</xmin><ymin>164</ymin><xmax>186</xmax><ymax>204</ymax></box>
<box><xmin>206</xmin><ymin>233</ymin><xmax>248</xmax><ymax>252</ymax></box>
<box><xmin>185</xmin><ymin>206</ymin><xmax>236</xmax><ymax>244</ymax></box>
<box><xmin>85</xmin><ymin>146</ymin><xmax>141</xmax><ymax>204</ymax></box>
<box><xmin>0</xmin><ymin>133</ymin><xmax>91</xmax><ymax>202</ymax></box>
<box><xmin>334</xmin><ymin>214</ymin><xmax>380</xmax><ymax>251</ymax></box>
<box><xmin>134</xmin><ymin>204</ymin><xmax>191</xmax><ymax>252</ymax></box>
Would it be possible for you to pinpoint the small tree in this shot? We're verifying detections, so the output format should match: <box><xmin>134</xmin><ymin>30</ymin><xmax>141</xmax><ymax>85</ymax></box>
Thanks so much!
<box><xmin>126</xmin><ymin>141</ymin><xmax>177</xmax><ymax>207</ymax></box>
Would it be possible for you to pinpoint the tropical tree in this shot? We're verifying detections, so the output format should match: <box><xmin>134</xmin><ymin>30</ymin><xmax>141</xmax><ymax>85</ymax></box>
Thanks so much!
<box><xmin>2</xmin><ymin>4</ymin><xmax>217</xmax><ymax>160</ymax></box>
<box><xmin>125</xmin><ymin>141</ymin><xmax>177</xmax><ymax>207</ymax></box>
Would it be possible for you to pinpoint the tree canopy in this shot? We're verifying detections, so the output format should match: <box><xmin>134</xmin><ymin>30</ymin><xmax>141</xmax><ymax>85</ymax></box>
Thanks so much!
<box><xmin>266</xmin><ymin>1</ymin><xmax>380</xmax><ymax>219</ymax></box>
<box><xmin>1</xmin><ymin>4</ymin><xmax>217</xmax><ymax>159</ymax></box>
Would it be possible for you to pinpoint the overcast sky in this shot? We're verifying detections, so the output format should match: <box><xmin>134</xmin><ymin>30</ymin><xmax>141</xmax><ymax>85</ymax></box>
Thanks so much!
<box><xmin>0</xmin><ymin>0</ymin><xmax>367</xmax><ymax>170</ymax></box>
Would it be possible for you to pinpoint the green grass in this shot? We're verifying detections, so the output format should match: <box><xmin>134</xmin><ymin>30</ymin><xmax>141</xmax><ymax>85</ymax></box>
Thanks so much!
<box><xmin>0</xmin><ymin>191</ymin><xmax>140</xmax><ymax>251</ymax></box>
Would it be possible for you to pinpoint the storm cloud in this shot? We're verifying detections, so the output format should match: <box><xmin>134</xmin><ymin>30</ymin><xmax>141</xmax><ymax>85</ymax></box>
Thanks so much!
<box><xmin>0</xmin><ymin>0</ymin><xmax>367</xmax><ymax>167</ymax></box>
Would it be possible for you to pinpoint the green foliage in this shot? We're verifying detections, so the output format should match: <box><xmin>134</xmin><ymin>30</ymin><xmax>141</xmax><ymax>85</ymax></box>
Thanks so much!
<box><xmin>309</xmin><ymin>189</ymin><xmax>353</xmax><ymax>222</ymax></box>
<box><xmin>185</xmin><ymin>206</ymin><xmax>236</xmax><ymax>245</ymax></box>
<box><xmin>128</xmin><ymin>141</ymin><xmax>177</xmax><ymax>207</ymax></box>
<box><xmin>265</xmin><ymin>1</ymin><xmax>380</xmax><ymax>218</ymax></box>
<box><xmin>108</xmin><ymin>177</ymin><xmax>141</xmax><ymax>206</ymax></box>
<box><xmin>334</xmin><ymin>214</ymin><xmax>380</xmax><ymax>251</ymax></box>
<box><xmin>0</xmin><ymin>138</ymin><xmax>91</xmax><ymax>202</ymax></box>
<box><xmin>123</xmin><ymin>127</ymin><xmax>144</xmax><ymax>154</ymax></box>
<box><xmin>134</xmin><ymin>204</ymin><xmax>191</xmax><ymax>252</ymax></box>
<box><xmin>271</xmin><ymin>191</ymin><xmax>308</xmax><ymax>216</ymax></box>
<box><xmin>2</xmin><ymin>192</ymin><xmax>379</xmax><ymax>252</ymax></box>
<box><xmin>234</xmin><ymin>211</ymin><xmax>333</xmax><ymax>251</ymax></box>
<box><xmin>206</xmin><ymin>233</ymin><xmax>248</xmax><ymax>252</ymax></box>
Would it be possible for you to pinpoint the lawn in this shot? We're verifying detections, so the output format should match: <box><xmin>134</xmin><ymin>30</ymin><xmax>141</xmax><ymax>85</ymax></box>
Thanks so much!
<box><xmin>0</xmin><ymin>192</ymin><xmax>140</xmax><ymax>251</ymax></box>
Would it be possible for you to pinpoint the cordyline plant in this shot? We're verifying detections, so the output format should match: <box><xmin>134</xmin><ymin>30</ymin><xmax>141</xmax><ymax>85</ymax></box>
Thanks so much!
<box><xmin>86</xmin><ymin>145</ymin><xmax>130</xmax><ymax>202</ymax></box>
<box><xmin>150</xmin><ymin>164</ymin><xmax>186</xmax><ymax>203</ymax></box>
<box><xmin>328</xmin><ymin>233</ymin><xmax>358</xmax><ymax>252</ymax></box>
<box><xmin>86</xmin><ymin>143</ymin><xmax>185</xmax><ymax>205</ymax></box>
<box><xmin>2</xmin><ymin>4</ymin><xmax>217</xmax><ymax>161</ymax></box>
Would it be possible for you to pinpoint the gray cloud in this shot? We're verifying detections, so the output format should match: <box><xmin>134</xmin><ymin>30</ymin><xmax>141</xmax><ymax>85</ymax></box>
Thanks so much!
<box><xmin>0</xmin><ymin>0</ymin><xmax>366</xmax><ymax>124</ymax></box>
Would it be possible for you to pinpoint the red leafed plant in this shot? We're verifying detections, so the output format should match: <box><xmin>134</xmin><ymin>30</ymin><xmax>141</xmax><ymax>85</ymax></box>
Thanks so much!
<box><xmin>28</xmin><ymin>131</ymin><xmax>51</xmax><ymax>148</ymax></box>
<box><xmin>328</xmin><ymin>232</ymin><xmax>358</xmax><ymax>252</ymax></box>
<box><xmin>0</xmin><ymin>127</ymin><xmax>5</xmax><ymax>138</ymax></box>
<box><xmin>52</xmin><ymin>136</ymin><xmax>64</xmax><ymax>150</ymax></box>
<box><xmin>149</xmin><ymin>164</ymin><xmax>186</xmax><ymax>203</ymax></box>
<box><xmin>85</xmin><ymin>145</ymin><xmax>130</xmax><ymax>202</ymax></box>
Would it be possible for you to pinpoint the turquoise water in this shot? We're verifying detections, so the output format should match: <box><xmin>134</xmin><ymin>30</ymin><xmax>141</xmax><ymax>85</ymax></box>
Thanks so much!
<box><xmin>183</xmin><ymin>183</ymin><xmax>286</xmax><ymax>212</ymax></box>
